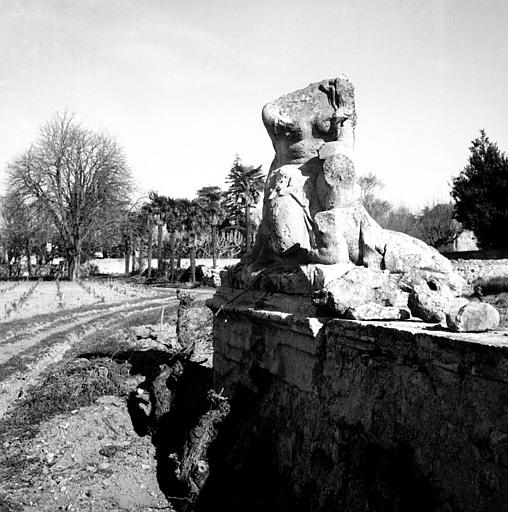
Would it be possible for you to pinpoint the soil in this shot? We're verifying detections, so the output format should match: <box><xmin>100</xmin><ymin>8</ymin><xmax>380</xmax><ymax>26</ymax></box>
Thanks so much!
<box><xmin>0</xmin><ymin>279</ymin><xmax>215</xmax><ymax>512</ymax></box>
<box><xmin>2</xmin><ymin>395</ymin><xmax>168</xmax><ymax>511</ymax></box>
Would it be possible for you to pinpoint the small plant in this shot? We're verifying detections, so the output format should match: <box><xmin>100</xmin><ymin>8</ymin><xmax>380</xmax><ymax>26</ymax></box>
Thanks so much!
<box><xmin>4</xmin><ymin>280</ymin><xmax>39</xmax><ymax>319</ymax></box>
<box><xmin>55</xmin><ymin>278</ymin><xmax>65</xmax><ymax>309</ymax></box>
<box><xmin>472</xmin><ymin>276</ymin><xmax>508</xmax><ymax>296</ymax></box>
<box><xmin>77</xmin><ymin>279</ymin><xmax>106</xmax><ymax>303</ymax></box>
<box><xmin>0</xmin><ymin>281</ymin><xmax>21</xmax><ymax>296</ymax></box>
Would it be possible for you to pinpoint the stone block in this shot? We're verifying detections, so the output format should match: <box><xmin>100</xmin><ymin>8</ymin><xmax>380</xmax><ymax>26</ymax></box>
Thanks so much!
<box><xmin>344</xmin><ymin>302</ymin><xmax>410</xmax><ymax>321</ymax></box>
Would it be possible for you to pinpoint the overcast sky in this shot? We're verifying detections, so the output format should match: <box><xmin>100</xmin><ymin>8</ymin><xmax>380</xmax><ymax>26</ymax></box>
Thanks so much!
<box><xmin>0</xmin><ymin>0</ymin><xmax>507</xmax><ymax>208</ymax></box>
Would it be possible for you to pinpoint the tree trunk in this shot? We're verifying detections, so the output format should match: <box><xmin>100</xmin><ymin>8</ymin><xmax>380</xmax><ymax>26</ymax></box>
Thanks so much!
<box><xmin>137</xmin><ymin>239</ymin><xmax>144</xmax><ymax>274</ymax></box>
<box><xmin>211</xmin><ymin>224</ymin><xmax>217</xmax><ymax>269</ymax></box>
<box><xmin>124</xmin><ymin>240</ymin><xmax>130</xmax><ymax>276</ymax></box>
<box><xmin>140</xmin><ymin>351</ymin><xmax>230</xmax><ymax>507</ymax></box>
<box><xmin>177</xmin><ymin>393</ymin><xmax>230</xmax><ymax>504</ymax></box>
<box><xmin>25</xmin><ymin>241</ymin><xmax>32</xmax><ymax>278</ymax></box>
<box><xmin>169</xmin><ymin>230</ymin><xmax>176</xmax><ymax>282</ymax></box>
<box><xmin>147</xmin><ymin>221</ymin><xmax>153</xmax><ymax>279</ymax></box>
<box><xmin>131</xmin><ymin>238</ymin><xmax>136</xmax><ymax>273</ymax></box>
<box><xmin>76</xmin><ymin>251</ymin><xmax>81</xmax><ymax>280</ymax></box>
<box><xmin>157</xmin><ymin>223</ymin><xmax>163</xmax><ymax>270</ymax></box>
<box><xmin>68</xmin><ymin>250</ymin><xmax>81</xmax><ymax>281</ymax></box>
<box><xmin>245</xmin><ymin>202</ymin><xmax>252</xmax><ymax>254</ymax></box>
<box><xmin>176</xmin><ymin>290</ymin><xmax>195</xmax><ymax>349</ymax></box>
<box><xmin>189</xmin><ymin>234</ymin><xmax>196</xmax><ymax>285</ymax></box>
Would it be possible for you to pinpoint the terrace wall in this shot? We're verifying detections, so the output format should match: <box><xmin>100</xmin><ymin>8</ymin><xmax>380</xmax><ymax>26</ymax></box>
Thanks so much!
<box><xmin>209</xmin><ymin>298</ymin><xmax>508</xmax><ymax>511</ymax></box>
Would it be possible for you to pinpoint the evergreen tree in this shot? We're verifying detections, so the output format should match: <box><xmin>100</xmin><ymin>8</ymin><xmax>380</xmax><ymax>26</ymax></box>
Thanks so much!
<box><xmin>451</xmin><ymin>130</ymin><xmax>508</xmax><ymax>249</ymax></box>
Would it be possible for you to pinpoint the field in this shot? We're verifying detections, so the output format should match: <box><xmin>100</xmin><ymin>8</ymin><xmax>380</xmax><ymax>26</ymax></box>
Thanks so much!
<box><xmin>0</xmin><ymin>278</ymin><xmax>214</xmax><ymax>511</ymax></box>
<box><xmin>0</xmin><ymin>279</ymin><xmax>160</xmax><ymax>322</ymax></box>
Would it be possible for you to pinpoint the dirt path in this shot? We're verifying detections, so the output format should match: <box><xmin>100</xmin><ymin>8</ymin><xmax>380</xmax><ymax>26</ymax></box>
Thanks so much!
<box><xmin>0</xmin><ymin>294</ymin><xmax>173</xmax><ymax>420</ymax></box>
<box><xmin>0</xmin><ymin>287</ymin><xmax>213</xmax><ymax>420</ymax></box>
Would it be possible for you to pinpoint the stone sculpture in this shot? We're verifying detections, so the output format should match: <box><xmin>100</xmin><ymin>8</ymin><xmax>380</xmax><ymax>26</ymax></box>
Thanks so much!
<box><xmin>223</xmin><ymin>76</ymin><xmax>498</xmax><ymax>330</ymax></box>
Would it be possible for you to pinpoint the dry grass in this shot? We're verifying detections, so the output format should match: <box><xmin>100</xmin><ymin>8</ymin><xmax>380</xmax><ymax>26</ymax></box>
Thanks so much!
<box><xmin>0</xmin><ymin>357</ymin><xmax>131</xmax><ymax>443</ymax></box>
<box><xmin>470</xmin><ymin>277</ymin><xmax>508</xmax><ymax>328</ymax></box>
<box><xmin>472</xmin><ymin>276</ymin><xmax>508</xmax><ymax>296</ymax></box>
<box><xmin>481</xmin><ymin>293</ymin><xmax>508</xmax><ymax>329</ymax></box>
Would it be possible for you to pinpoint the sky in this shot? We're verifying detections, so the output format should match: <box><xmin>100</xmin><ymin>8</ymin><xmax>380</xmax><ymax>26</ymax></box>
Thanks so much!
<box><xmin>0</xmin><ymin>0</ymin><xmax>507</xmax><ymax>209</ymax></box>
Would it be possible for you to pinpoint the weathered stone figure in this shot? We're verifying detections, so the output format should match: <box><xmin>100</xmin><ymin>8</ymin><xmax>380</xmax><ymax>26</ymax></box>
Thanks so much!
<box><xmin>224</xmin><ymin>76</ymin><xmax>498</xmax><ymax>330</ymax></box>
<box><xmin>250</xmin><ymin>75</ymin><xmax>356</xmax><ymax>267</ymax></box>
<box><xmin>249</xmin><ymin>76</ymin><xmax>449</xmax><ymax>274</ymax></box>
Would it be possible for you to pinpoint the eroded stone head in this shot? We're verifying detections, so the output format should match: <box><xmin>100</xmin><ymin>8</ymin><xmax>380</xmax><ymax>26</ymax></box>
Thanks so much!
<box><xmin>262</xmin><ymin>75</ymin><xmax>356</xmax><ymax>168</ymax></box>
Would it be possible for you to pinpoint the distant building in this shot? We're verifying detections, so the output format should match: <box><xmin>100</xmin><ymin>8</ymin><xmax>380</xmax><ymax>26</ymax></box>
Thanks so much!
<box><xmin>453</xmin><ymin>230</ymin><xmax>478</xmax><ymax>252</ymax></box>
<box><xmin>439</xmin><ymin>229</ymin><xmax>478</xmax><ymax>254</ymax></box>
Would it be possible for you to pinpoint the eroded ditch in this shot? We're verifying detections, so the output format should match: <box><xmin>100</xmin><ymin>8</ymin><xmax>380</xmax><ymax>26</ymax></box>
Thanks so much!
<box><xmin>0</xmin><ymin>289</ymin><xmax>292</xmax><ymax>511</ymax></box>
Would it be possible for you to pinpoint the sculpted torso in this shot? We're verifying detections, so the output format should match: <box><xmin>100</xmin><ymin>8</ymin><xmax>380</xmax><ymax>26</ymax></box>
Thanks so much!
<box><xmin>251</xmin><ymin>76</ymin><xmax>382</xmax><ymax>267</ymax></box>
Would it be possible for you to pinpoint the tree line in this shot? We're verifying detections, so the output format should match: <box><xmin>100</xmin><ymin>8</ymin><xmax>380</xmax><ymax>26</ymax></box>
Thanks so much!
<box><xmin>358</xmin><ymin>129</ymin><xmax>508</xmax><ymax>252</ymax></box>
<box><xmin>1</xmin><ymin>113</ymin><xmax>507</xmax><ymax>281</ymax></box>
<box><xmin>357</xmin><ymin>173</ymin><xmax>461</xmax><ymax>249</ymax></box>
<box><xmin>121</xmin><ymin>156</ymin><xmax>264</xmax><ymax>284</ymax></box>
<box><xmin>0</xmin><ymin>113</ymin><xmax>265</xmax><ymax>281</ymax></box>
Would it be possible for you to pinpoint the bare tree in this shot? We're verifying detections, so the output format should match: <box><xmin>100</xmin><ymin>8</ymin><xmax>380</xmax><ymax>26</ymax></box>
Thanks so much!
<box><xmin>0</xmin><ymin>193</ymin><xmax>56</xmax><ymax>277</ymax></box>
<box><xmin>382</xmin><ymin>205</ymin><xmax>420</xmax><ymax>236</ymax></box>
<box><xmin>416</xmin><ymin>203</ymin><xmax>460</xmax><ymax>250</ymax></box>
<box><xmin>357</xmin><ymin>172</ymin><xmax>392</xmax><ymax>224</ymax></box>
<box><xmin>6</xmin><ymin>113</ymin><xmax>133</xmax><ymax>280</ymax></box>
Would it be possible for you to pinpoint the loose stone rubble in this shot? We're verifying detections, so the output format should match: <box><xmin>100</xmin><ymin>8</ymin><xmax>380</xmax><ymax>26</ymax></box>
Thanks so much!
<box><xmin>223</xmin><ymin>76</ymin><xmax>499</xmax><ymax>332</ymax></box>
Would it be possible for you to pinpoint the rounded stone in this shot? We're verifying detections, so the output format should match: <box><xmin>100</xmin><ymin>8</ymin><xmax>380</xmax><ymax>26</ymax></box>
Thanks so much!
<box><xmin>446</xmin><ymin>302</ymin><xmax>500</xmax><ymax>332</ymax></box>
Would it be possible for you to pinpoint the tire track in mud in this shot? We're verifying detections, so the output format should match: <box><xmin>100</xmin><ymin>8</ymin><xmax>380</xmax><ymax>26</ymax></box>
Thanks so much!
<box><xmin>0</xmin><ymin>295</ymin><xmax>177</xmax><ymax>363</ymax></box>
<box><xmin>0</xmin><ymin>294</ymin><xmax>172</xmax><ymax>348</ymax></box>
<box><xmin>0</xmin><ymin>287</ymin><xmax>214</xmax><ymax>419</ymax></box>
<box><xmin>0</xmin><ymin>294</ymin><xmax>179</xmax><ymax>419</ymax></box>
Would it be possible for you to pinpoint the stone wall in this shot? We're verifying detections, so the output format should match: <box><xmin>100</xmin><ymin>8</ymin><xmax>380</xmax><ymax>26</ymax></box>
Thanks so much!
<box><xmin>210</xmin><ymin>299</ymin><xmax>508</xmax><ymax>511</ymax></box>
<box><xmin>452</xmin><ymin>258</ymin><xmax>508</xmax><ymax>285</ymax></box>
